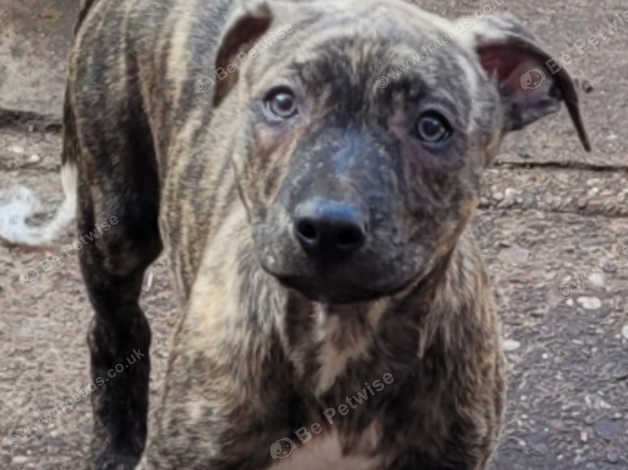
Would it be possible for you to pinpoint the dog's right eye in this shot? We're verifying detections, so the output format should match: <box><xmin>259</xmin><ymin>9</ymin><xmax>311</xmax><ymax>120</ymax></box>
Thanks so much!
<box><xmin>265</xmin><ymin>88</ymin><xmax>298</xmax><ymax>120</ymax></box>
<box><xmin>415</xmin><ymin>111</ymin><xmax>452</xmax><ymax>145</ymax></box>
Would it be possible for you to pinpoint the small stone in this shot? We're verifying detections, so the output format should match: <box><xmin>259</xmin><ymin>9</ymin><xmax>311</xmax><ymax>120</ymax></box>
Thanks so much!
<box><xmin>603</xmin><ymin>262</ymin><xmax>618</xmax><ymax>274</ymax></box>
<box><xmin>499</xmin><ymin>246</ymin><xmax>530</xmax><ymax>266</ymax></box>
<box><xmin>566</xmin><ymin>298</ymin><xmax>574</xmax><ymax>307</ymax></box>
<box><xmin>493</xmin><ymin>192</ymin><xmax>504</xmax><ymax>201</ymax></box>
<box><xmin>549</xmin><ymin>419</ymin><xmax>565</xmax><ymax>431</ymax></box>
<box><xmin>11</xmin><ymin>456</ymin><xmax>28</xmax><ymax>465</ymax></box>
<box><xmin>577</xmin><ymin>297</ymin><xmax>602</xmax><ymax>310</ymax></box>
<box><xmin>28</xmin><ymin>154</ymin><xmax>41</xmax><ymax>163</ymax></box>
<box><xmin>594</xmin><ymin>419</ymin><xmax>623</xmax><ymax>440</ymax></box>
<box><xmin>621</xmin><ymin>324</ymin><xmax>628</xmax><ymax>340</ymax></box>
<box><xmin>499</xmin><ymin>188</ymin><xmax>521</xmax><ymax>208</ymax></box>
<box><xmin>8</xmin><ymin>145</ymin><xmax>25</xmax><ymax>154</ymax></box>
<box><xmin>503</xmin><ymin>339</ymin><xmax>521</xmax><ymax>351</ymax></box>
<box><xmin>587</xmin><ymin>272</ymin><xmax>605</xmax><ymax>287</ymax></box>
<box><xmin>545</xmin><ymin>290</ymin><xmax>562</xmax><ymax>307</ymax></box>
<box><xmin>530</xmin><ymin>441</ymin><xmax>549</xmax><ymax>456</ymax></box>
<box><xmin>606</xmin><ymin>446</ymin><xmax>620</xmax><ymax>463</ymax></box>
<box><xmin>580</xmin><ymin>431</ymin><xmax>588</xmax><ymax>442</ymax></box>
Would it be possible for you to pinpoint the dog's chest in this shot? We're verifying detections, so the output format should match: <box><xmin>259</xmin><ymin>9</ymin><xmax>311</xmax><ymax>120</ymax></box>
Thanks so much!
<box><xmin>269</xmin><ymin>430</ymin><xmax>382</xmax><ymax>470</ymax></box>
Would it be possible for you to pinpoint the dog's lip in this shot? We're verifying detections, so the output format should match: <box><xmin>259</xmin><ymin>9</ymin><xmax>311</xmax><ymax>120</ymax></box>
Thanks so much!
<box><xmin>276</xmin><ymin>275</ymin><xmax>382</xmax><ymax>304</ymax></box>
<box><xmin>262</xmin><ymin>266</ymin><xmax>421</xmax><ymax>304</ymax></box>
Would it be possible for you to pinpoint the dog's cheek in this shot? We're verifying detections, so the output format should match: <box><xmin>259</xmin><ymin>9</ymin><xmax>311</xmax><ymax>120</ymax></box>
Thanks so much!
<box><xmin>397</xmin><ymin>138</ymin><xmax>479</xmax><ymax>263</ymax></box>
<box><xmin>468</xmin><ymin>91</ymin><xmax>504</xmax><ymax>165</ymax></box>
<box><xmin>236</xmin><ymin>120</ymin><xmax>294</xmax><ymax>222</ymax></box>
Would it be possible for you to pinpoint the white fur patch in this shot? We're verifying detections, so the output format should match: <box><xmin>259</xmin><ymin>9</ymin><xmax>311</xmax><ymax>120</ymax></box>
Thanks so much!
<box><xmin>270</xmin><ymin>427</ymin><xmax>382</xmax><ymax>470</ymax></box>
<box><xmin>0</xmin><ymin>163</ymin><xmax>77</xmax><ymax>246</ymax></box>
<box><xmin>314</xmin><ymin>300</ymin><xmax>386</xmax><ymax>395</ymax></box>
<box><xmin>140</xmin><ymin>429</ymin><xmax>382</xmax><ymax>470</ymax></box>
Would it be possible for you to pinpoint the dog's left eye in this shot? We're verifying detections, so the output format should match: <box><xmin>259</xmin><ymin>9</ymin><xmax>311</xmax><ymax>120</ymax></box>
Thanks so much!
<box><xmin>415</xmin><ymin>111</ymin><xmax>452</xmax><ymax>144</ymax></box>
<box><xmin>265</xmin><ymin>88</ymin><xmax>298</xmax><ymax>119</ymax></box>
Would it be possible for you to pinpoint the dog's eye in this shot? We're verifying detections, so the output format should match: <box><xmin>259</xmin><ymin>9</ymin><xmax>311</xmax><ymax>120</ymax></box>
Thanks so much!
<box><xmin>265</xmin><ymin>88</ymin><xmax>298</xmax><ymax>119</ymax></box>
<box><xmin>415</xmin><ymin>111</ymin><xmax>452</xmax><ymax>144</ymax></box>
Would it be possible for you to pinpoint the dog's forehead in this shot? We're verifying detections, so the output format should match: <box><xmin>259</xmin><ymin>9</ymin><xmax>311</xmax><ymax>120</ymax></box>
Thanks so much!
<box><xmin>296</xmin><ymin>35</ymin><xmax>468</xmax><ymax>92</ymax></box>
<box><xmin>248</xmin><ymin>3</ymin><xmax>476</xmax><ymax>109</ymax></box>
<box><xmin>277</xmin><ymin>0</ymin><xmax>459</xmax><ymax>36</ymax></box>
<box><xmin>269</xmin><ymin>0</ymin><xmax>464</xmax><ymax>62</ymax></box>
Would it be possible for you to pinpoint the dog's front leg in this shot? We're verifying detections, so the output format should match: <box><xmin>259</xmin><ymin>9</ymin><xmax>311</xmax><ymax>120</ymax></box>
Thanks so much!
<box><xmin>140</xmin><ymin>256</ymin><xmax>300</xmax><ymax>470</ymax></box>
<box><xmin>83</xmin><ymin>263</ymin><xmax>154</xmax><ymax>470</ymax></box>
<box><xmin>141</xmin><ymin>359</ymin><xmax>298</xmax><ymax>470</ymax></box>
<box><xmin>65</xmin><ymin>102</ymin><xmax>162</xmax><ymax>468</ymax></box>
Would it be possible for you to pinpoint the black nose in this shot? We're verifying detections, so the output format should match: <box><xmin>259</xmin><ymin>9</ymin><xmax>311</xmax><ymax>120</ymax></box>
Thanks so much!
<box><xmin>294</xmin><ymin>199</ymin><xmax>366</xmax><ymax>260</ymax></box>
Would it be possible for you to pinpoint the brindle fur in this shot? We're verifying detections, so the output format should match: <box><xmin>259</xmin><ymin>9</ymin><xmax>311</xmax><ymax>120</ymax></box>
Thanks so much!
<box><xmin>63</xmin><ymin>0</ymin><xmax>588</xmax><ymax>468</ymax></box>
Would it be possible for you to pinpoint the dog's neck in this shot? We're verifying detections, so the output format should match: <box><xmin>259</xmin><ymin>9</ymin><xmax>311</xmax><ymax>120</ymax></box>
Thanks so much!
<box><xmin>267</xmin><ymin>242</ymin><xmax>468</xmax><ymax>399</ymax></box>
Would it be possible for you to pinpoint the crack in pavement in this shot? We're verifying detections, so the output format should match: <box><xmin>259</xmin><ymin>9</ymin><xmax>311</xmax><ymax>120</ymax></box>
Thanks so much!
<box><xmin>494</xmin><ymin>160</ymin><xmax>628</xmax><ymax>173</ymax></box>
<box><xmin>0</xmin><ymin>108</ymin><xmax>62</xmax><ymax>133</ymax></box>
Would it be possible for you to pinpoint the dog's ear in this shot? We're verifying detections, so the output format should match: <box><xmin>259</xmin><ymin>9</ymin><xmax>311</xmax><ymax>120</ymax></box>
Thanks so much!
<box><xmin>456</xmin><ymin>14</ymin><xmax>590</xmax><ymax>151</ymax></box>
<box><xmin>213</xmin><ymin>2</ymin><xmax>274</xmax><ymax>107</ymax></box>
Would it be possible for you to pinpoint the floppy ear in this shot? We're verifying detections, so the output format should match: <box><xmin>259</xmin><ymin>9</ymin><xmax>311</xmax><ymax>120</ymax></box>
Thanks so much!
<box><xmin>213</xmin><ymin>2</ymin><xmax>274</xmax><ymax>107</ymax></box>
<box><xmin>456</xmin><ymin>13</ymin><xmax>590</xmax><ymax>151</ymax></box>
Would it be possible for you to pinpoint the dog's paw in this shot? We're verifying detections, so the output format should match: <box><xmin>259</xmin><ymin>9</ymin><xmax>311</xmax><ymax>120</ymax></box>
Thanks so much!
<box><xmin>89</xmin><ymin>435</ymin><xmax>143</xmax><ymax>470</ymax></box>
<box><xmin>89</xmin><ymin>451</ymin><xmax>139</xmax><ymax>470</ymax></box>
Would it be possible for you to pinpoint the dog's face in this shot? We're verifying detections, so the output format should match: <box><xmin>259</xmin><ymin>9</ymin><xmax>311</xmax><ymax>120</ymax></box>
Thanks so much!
<box><xmin>216</xmin><ymin>0</ymin><xmax>588</xmax><ymax>303</ymax></box>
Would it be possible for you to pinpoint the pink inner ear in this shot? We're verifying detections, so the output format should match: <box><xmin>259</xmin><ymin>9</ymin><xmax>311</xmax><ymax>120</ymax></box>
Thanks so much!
<box><xmin>478</xmin><ymin>46</ymin><xmax>522</xmax><ymax>81</ymax></box>
<box><xmin>478</xmin><ymin>45</ymin><xmax>547</xmax><ymax>94</ymax></box>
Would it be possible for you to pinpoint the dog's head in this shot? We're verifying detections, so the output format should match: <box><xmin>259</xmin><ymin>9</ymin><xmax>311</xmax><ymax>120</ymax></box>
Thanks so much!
<box><xmin>215</xmin><ymin>0</ymin><xmax>589</xmax><ymax>303</ymax></box>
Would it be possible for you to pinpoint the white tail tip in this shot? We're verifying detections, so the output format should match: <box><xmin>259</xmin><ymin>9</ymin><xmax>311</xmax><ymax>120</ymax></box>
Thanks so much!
<box><xmin>0</xmin><ymin>163</ymin><xmax>78</xmax><ymax>247</ymax></box>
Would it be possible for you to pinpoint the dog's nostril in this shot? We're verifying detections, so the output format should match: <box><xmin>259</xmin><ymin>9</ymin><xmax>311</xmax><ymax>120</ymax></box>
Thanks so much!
<box><xmin>294</xmin><ymin>200</ymin><xmax>366</xmax><ymax>260</ymax></box>
<box><xmin>296</xmin><ymin>219</ymin><xmax>318</xmax><ymax>242</ymax></box>
<box><xmin>336</xmin><ymin>225</ymin><xmax>364</xmax><ymax>249</ymax></box>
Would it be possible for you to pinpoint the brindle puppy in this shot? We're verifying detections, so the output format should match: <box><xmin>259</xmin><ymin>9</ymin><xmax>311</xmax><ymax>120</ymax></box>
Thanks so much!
<box><xmin>0</xmin><ymin>0</ymin><xmax>589</xmax><ymax>468</ymax></box>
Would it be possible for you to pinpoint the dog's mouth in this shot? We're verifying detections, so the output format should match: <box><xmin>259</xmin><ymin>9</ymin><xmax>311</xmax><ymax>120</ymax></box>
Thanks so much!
<box><xmin>266</xmin><ymin>268</ymin><xmax>421</xmax><ymax>304</ymax></box>
<box><xmin>275</xmin><ymin>274</ymin><xmax>381</xmax><ymax>304</ymax></box>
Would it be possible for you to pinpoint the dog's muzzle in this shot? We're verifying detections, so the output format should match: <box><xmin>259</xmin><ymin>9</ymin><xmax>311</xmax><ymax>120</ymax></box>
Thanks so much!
<box><xmin>293</xmin><ymin>198</ymin><xmax>367</xmax><ymax>265</ymax></box>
